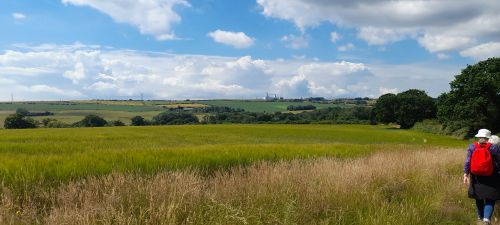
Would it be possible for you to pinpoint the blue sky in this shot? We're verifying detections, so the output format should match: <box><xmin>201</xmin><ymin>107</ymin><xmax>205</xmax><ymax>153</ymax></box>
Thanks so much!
<box><xmin>1</xmin><ymin>0</ymin><xmax>499</xmax><ymax>100</ymax></box>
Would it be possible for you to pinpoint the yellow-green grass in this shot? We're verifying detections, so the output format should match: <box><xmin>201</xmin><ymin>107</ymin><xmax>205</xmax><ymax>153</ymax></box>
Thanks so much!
<box><xmin>0</xmin><ymin>124</ymin><xmax>466</xmax><ymax>189</ymax></box>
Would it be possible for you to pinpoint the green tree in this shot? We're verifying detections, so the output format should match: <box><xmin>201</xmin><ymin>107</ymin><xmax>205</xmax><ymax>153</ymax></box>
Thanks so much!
<box><xmin>373</xmin><ymin>93</ymin><xmax>398</xmax><ymax>124</ymax></box>
<box><xmin>153</xmin><ymin>112</ymin><xmax>199</xmax><ymax>125</ymax></box>
<box><xmin>373</xmin><ymin>90</ymin><xmax>436</xmax><ymax>128</ymax></box>
<box><xmin>395</xmin><ymin>89</ymin><xmax>436</xmax><ymax>129</ymax></box>
<box><xmin>74</xmin><ymin>115</ymin><xmax>108</xmax><ymax>127</ymax></box>
<box><xmin>437</xmin><ymin>58</ymin><xmax>500</xmax><ymax>136</ymax></box>
<box><xmin>131</xmin><ymin>116</ymin><xmax>147</xmax><ymax>126</ymax></box>
<box><xmin>4</xmin><ymin>114</ymin><xmax>37</xmax><ymax>129</ymax></box>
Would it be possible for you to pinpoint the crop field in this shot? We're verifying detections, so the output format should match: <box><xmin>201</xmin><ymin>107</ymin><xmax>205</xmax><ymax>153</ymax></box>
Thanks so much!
<box><xmin>195</xmin><ymin>100</ymin><xmax>351</xmax><ymax>112</ymax></box>
<box><xmin>0</xmin><ymin>100</ymin><xmax>367</xmax><ymax>128</ymax></box>
<box><xmin>0</xmin><ymin>124</ymin><xmax>482</xmax><ymax>224</ymax></box>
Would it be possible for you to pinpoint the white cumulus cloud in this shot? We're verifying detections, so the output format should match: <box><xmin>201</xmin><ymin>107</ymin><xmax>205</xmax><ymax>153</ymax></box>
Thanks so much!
<box><xmin>61</xmin><ymin>0</ymin><xmax>189</xmax><ymax>40</ymax></box>
<box><xmin>208</xmin><ymin>30</ymin><xmax>255</xmax><ymax>49</ymax></box>
<box><xmin>256</xmin><ymin>0</ymin><xmax>500</xmax><ymax>57</ymax></box>
<box><xmin>0</xmin><ymin>43</ymin><xmax>463</xmax><ymax>100</ymax></box>
<box><xmin>460</xmin><ymin>42</ymin><xmax>500</xmax><ymax>60</ymax></box>
<box><xmin>418</xmin><ymin>34</ymin><xmax>474</xmax><ymax>53</ymax></box>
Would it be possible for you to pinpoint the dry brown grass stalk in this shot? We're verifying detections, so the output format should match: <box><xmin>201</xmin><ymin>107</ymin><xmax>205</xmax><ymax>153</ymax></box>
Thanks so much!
<box><xmin>0</xmin><ymin>149</ymin><xmax>482</xmax><ymax>224</ymax></box>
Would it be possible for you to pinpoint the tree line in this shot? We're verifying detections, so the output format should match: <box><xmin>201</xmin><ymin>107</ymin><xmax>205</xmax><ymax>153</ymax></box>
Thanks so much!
<box><xmin>373</xmin><ymin>57</ymin><xmax>500</xmax><ymax>137</ymax></box>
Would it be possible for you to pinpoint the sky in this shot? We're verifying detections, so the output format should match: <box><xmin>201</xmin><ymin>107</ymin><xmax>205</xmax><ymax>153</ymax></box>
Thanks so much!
<box><xmin>1</xmin><ymin>0</ymin><xmax>500</xmax><ymax>101</ymax></box>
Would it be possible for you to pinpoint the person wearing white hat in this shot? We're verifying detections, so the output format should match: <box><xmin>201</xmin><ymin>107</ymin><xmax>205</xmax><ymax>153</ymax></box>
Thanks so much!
<box><xmin>489</xmin><ymin>135</ymin><xmax>499</xmax><ymax>145</ymax></box>
<box><xmin>464</xmin><ymin>129</ymin><xmax>500</xmax><ymax>225</ymax></box>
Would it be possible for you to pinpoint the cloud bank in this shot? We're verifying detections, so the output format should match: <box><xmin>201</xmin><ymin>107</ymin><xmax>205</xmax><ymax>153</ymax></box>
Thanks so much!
<box><xmin>257</xmin><ymin>0</ymin><xmax>500</xmax><ymax>59</ymax></box>
<box><xmin>0</xmin><ymin>43</ymin><xmax>458</xmax><ymax>101</ymax></box>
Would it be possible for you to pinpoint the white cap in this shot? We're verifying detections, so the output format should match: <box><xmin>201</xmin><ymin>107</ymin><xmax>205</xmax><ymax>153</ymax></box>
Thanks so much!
<box><xmin>475</xmin><ymin>129</ymin><xmax>492</xmax><ymax>138</ymax></box>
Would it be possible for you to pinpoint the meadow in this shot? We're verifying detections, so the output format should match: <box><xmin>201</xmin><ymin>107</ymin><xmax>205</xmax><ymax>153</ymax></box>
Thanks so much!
<box><xmin>0</xmin><ymin>124</ymin><xmax>481</xmax><ymax>224</ymax></box>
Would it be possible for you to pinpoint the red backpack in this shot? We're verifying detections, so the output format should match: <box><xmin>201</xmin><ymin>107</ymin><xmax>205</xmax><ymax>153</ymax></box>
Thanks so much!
<box><xmin>470</xmin><ymin>142</ymin><xmax>493</xmax><ymax>176</ymax></box>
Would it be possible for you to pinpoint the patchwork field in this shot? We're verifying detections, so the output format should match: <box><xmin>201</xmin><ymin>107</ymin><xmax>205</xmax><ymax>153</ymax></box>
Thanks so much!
<box><xmin>0</xmin><ymin>99</ymin><xmax>369</xmax><ymax>127</ymax></box>
<box><xmin>0</xmin><ymin>124</ymin><xmax>481</xmax><ymax>224</ymax></box>
<box><xmin>195</xmin><ymin>100</ymin><xmax>347</xmax><ymax>112</ymax></box>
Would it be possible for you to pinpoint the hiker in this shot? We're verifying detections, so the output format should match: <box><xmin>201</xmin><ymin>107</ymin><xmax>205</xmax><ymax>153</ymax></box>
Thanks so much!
<box><xmin>463</xmin><ymin>129</ymin><xmax>500</xmax><ymax>225</ymax></box>
<box><xmin>489</xmin><ymin>135</ymin><xmax>499</xmax><ymax>145</ymax></box>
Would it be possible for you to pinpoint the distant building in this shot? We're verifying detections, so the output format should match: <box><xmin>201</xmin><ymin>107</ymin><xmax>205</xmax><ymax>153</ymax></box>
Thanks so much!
<box><xmin>264</xmin><ymin>92</ymin><xmax>279</xmax><ymax>101</ymax></box>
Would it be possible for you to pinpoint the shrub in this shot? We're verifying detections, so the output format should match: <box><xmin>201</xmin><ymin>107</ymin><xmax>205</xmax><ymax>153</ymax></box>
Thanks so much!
<box><xmin>110</xmin><ymin>120</ymin><xmax>126</xmax><ymax>126</ymax></box>
<box><xmin>74</xmin><ymin>115</ymin><xmax>108</xmax><ymax>127</ymax></box>
<box><xmin>131</xmin><ymin>116</ymin><xmax>148</xmax><ymax>126</ymax></box>
<box><xmin>153</xmin><ymin>112</ymin><xmax>199</xmax><ymax>125</ymax></box>
<box><xmin>4</xmin><ymin>113</ymin><xmax>37</xmax><ymax>129</ymax></box>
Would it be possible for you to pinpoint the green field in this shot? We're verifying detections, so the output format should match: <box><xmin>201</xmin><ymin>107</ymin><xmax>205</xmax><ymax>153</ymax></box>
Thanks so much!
<box><xmin>0</xmin><ymin>124</ymin><xmax>464</xmax><ymax>186</ymax></box>
<box><xmin>195</xmin><ymin>100</ymin><xmax>352</xmax><ymax>112</ymax></box>
<box><xmin>0</xmin><ymin>124</ymin><xmax>477</xmax><ymax>224</ymax></box>
<box><xmin>0</xmin><ymin>124</ymin><xmax>481</xmax><ymax>224</ymax></box>
<box><xmin>0</xmin><ymin>100</ymin><xmax>363</xmax><ymax>128</ymax></box>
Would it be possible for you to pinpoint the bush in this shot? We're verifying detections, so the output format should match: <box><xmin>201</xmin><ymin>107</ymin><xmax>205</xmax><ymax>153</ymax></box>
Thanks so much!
<box><xmin>4</xmin><ymin>114</ymin><xmax>37</xmax><ymax>129</ymax></box>
<box><xmin>110</xmin><ymin>120</ymin><xmax>126</xmax><ymax>126</ymax></box>
<box><xmin>411</xmin><ymin>119</ymin><xmax>444</xmax><ymax>135</ymax></box>
<box><xmin>287</xmin><ymin>105</ymin><xmax>317</xmax><ymax>111</ymax></box>
<box><xmin>46</xmin><ymin>120</ymin><xmax>71</xmax><ymax>128</ymax></box>
<box><xmin>131</xmin><ymin>116</ymin><xmax>148</xmax><ymax>126</ymax></box>
<box><xmin>74</xmin><ymin>115</ymin><xmax>108</xmax><ymax>127</ymax></box>
<box><xmin>152</xmin><ymin>112</ymin><xmax>199</xmax><ymax>125</ymax></box>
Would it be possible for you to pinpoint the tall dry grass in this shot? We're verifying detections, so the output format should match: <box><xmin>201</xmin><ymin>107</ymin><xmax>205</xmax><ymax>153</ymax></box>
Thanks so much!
<box><xmin>0</xmin><ymin>149</ymin><xmax>482</xmax><ymax>224</ymax></box>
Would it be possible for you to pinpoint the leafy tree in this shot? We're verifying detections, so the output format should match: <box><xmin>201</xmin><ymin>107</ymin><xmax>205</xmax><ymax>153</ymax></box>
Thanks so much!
<box><xmin>373</xmin><ymin>90</ymin><xmax>436</xmax><ymax>128</ymax></box>
<box><xmin>437</xmin><ymin>58</ymin><xmax>500</xmax><ymax>136</ymax></box>
<box><xmin>4</xmin><ymin>114</ymin><xmax>37</xmax><ymax>129</ymax></box>
<box><xmin>131</xmin><ymin>116</ymin><xmax>148</xmax><ymax>126</ymax></box>
<box><xmin>373</xmin><ymin>93</ymin><xmax>398</xmax><ymax>124</ymax></box>
<box><xmin>153</xmin><ymin>112</ymin><xmax>199</xmax><ymax>125</ymax></box>
<box><xmin>74</xmin><ymin>115</ymin><xmax>108</xmax><ymax>127</ymax></box>
<box><xmin>395</xmin><ymin>89</ymin><xmax>436</xmax><ymax>129</ymax></box>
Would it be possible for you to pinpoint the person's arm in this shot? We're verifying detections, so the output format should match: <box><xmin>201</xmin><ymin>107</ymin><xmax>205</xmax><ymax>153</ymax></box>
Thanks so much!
<box><xmin>463</xmin><ymin>144</ymin><xmax>474</xmax><ymax>185</ymax></box>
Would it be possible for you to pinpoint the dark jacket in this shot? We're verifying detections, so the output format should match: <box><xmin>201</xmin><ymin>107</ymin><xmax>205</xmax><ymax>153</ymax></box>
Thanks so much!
<box><xmin>464</xmin><ymin>143</ymin><xmax>500</xmax><ymax>200</ymax></box>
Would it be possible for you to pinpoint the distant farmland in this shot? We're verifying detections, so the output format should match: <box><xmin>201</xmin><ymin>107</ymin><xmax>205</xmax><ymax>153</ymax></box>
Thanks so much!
<box><xmin>195</xmin><ymin>100</ymin><xmax>354</xmax><ymax>112</ymax></box>
<box><xmin>0</xmin><ymin>99</ymin><xmax>368</xmax><ymax>127</ymax></box>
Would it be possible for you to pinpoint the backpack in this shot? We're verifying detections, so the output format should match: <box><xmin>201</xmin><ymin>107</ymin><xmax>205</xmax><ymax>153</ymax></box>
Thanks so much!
<box><xmin>470</xmin><ymin>142</ymin><xmax>493</xmax><ymax>176</ymax></box>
